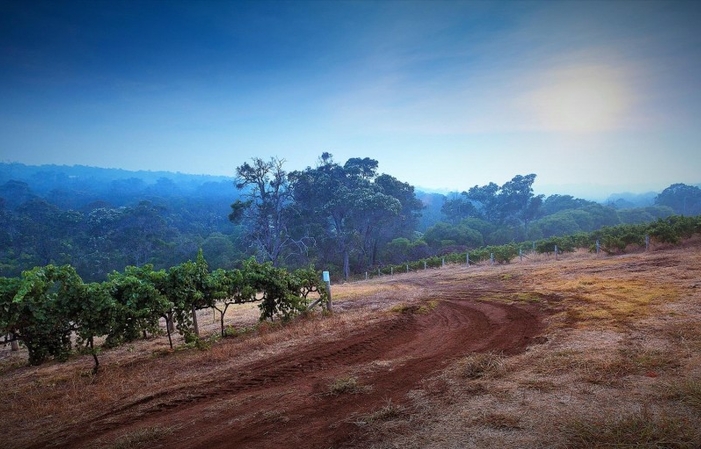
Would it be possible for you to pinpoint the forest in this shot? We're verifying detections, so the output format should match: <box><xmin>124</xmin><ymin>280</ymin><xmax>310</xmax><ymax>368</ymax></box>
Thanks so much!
<box><xmin>2</xmin><ymin>155</ymin><xmax>701</xmax><ymax>369</ymax></box>
<box><xmin>1</xmin><ymin>156</ymin><xmax>701</xmax><ymax>282</ymax></box>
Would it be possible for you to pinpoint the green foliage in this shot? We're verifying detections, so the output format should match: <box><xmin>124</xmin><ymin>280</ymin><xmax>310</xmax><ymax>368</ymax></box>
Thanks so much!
<box><xmin>0</xmin><ymin>249</ymin><xmax>327</xmax><ymax>368</ymax></box>
<box><xmin>655</xmin><ymin>183</ymin><xmax>701</xmax><ymax>216</ymax></box>
<box><xmin>592</xmin><ymin>225</ymin><xmax>646</xmax><ymax>254</ymax></box>
<box><xmin>105</xmin><ymin>264</ymin><xmax>171</xmax><ymax>347</ymax></box>
<box><xmin>9</xmin><ymin>265</ymin><xmax>83</xmax><ymax>365</ymax></box>
<box><xmin>243</xmin><ymin>258</ymin><xmax>306</xmax><ymax>321</ymax></box>
<box><xmin>423</xmin><ymin>222</ymin><xmax>483</xmax><ymax>250</ymax></box>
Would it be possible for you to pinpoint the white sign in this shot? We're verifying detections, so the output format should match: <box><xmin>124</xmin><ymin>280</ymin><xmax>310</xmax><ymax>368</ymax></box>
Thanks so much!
<box><xmin>322</xmin><ymin>271</ymin><xmax>330</xmax><ymax>283</ymax></box>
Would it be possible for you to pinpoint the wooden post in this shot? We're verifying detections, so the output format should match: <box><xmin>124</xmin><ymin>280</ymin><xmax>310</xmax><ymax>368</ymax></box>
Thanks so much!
<box><xmin>555</xmin><ymin>245</ymin><xmax>558</xmax><ymax>260</ymax></box>
<box><xmin>365</xmin><ymin>272</ymin><xmax>368</xmax><ymax>280</ymax></box>
<box><xmin>424</xmin><ymin>261</ymin><xmax>427</xmax><ymax>270</ymax></box>
<box><xmin>645</xmin><ymin>235</ymin><xmax>650</xmax><ymax>251</ymax></box>
<box><xmin>596</xmin><ymin>239</ymin><xmax>600</xmax><ymax>255</ymax></box>
<box><xmin>466</xmin><ymin>253</ymin><xmax>470</xmax><ymax>266</ymax></box>
<box><xmin>390</xmin><ymin>266</ymin><xmax>394</xmax><ymax>276</ymax></box>
<box><xmin>406</xmin><ymin>264</ymin><xmax>409</xmax><ymax>273</ymax></box>
<box><xmin>490</xmin><ymin>253</ymin><xmax>494</xmax><ymax>265</ymax></box>
<box><xmin>192</xmin><ymin>304</ymin><xmax>200</xmax><ymax>337</ymax></box>
<box><xmin>442</xmin><ymin>257</ymin><xmax>445</xmax><ymax>267</ymax></box>
<box><xmin>10</xmin><ymin>333</ymin><xmax>19</xmax><ymax>352</ymax></box>
<box><xmin>519</xmin><ymin>248</ymin><xmax>523</xmax><ymax>262</ymax></box>
<box><xmin>323</xmin><ymin>271</ymin><xmax>332</xmax><ymax>312</ymax></box>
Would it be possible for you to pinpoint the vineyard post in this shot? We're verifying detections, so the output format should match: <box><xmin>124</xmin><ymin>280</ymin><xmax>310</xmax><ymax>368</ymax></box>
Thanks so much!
<box><xmin>322</xmin><ymin>271</ymin><xmax>332</xmax><ymax>312</ymax></box>
<box><xmin>378</xmin><ymin>268</ymin><xmax>381</xmax><ymax>277</ymax></box>
<box><xmin>423</xmin><ymin>261</ymin><xmax>427</xmax><ymax>270</ymax></box>
<box><xmin>555</xmin><ymin>245</ymin><xmax>558</xmax><ymax>260</ymax></box>
<box><xmin>442</xmin><ymin>257</ymin><xmax>445</xmax><ymax>267</ymax></box>
<box><xmin>519</xmin><ymin>248</ymin><xmax>523</xmax><ymax>262</ymax></box>
<box><xmin>490</xmin><ymin>253</ymin><xmax>494</xmax><ymax>265</ymax></box>
<box><xmin>192</xmin><ymin>304</ymin><xmax>200</xmax><ymax>337</ymax></box>
<box><xmin>466</xmin><ymin>253</ymin><xmax>470</xmax><ymax>266</ymax></box>
<box><xmin>406</xmin><ymin>264</ymin><xmax>409</xmax><ymax>273</ymax></box>
<box><xmin>596</xmin><ymin>240</ymin><xmax>600</xmax><ymax>255</ymax></box>
<box><xmin>365</xmin><ymin>272</ymin><xmax>368</xmax><ymax>280</ymax></box>
<box><xmin>645</xmin><ymin>235</ymin><xmax>650</xmax><ymax>251</ymax></box>
<box><xmin>390</xmin><ymin>266</ymin><xmax>393</xmax><ymax>276</ymax></box>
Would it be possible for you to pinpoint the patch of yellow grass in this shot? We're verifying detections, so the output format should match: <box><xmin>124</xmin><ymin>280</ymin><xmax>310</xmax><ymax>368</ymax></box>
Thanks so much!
<box><xmin>552</xmin><ymin>276</ymin><xmax>679</xmax><ymax>328</ymax></box>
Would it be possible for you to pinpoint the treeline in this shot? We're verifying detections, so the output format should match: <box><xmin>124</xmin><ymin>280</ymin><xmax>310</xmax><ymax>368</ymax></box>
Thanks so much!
<box><xmin>370</xmin><ymin>215</ymin><xmax>701</xmax><ymax>278</ymax></box>
<box><xmin>0</xmin><ymin>250</ymin><xmax>327</xmax><ymax>372</ymax></box>
<box><xmin>2</xmin><ymin>160</ymin><xmax>701</xmax><ymax>282</ymax></box>
<box><xmin>0</xmin><ymin>163</ymin><xmax>241</xmax><ymax>281</ymax></box>
<box><xmin>232</xmin><ymin>155</ymin><xmax>701</xmax><ymax>277</ymax></box>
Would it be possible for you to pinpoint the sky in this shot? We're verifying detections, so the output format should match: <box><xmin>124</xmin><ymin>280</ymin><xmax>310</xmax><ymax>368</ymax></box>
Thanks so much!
<box><xmin>1</xmin><ymin>0</ymin><xmax>700</xmax><ymax>200</ymax></box>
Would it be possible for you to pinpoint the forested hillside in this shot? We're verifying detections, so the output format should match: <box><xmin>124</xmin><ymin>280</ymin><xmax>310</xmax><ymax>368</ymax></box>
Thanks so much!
<box><xmin>0</xmin><ymin>163</ymin><xmax>241</xmax><ymax>280</ymax></box>
<box><xmin>1</xmin><ymin>159</ymin><xmax>700</xmax><ymax>281</ymax></box>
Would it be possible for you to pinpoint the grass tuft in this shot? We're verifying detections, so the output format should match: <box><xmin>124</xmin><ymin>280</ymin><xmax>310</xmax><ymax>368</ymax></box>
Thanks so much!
<box><xmin>459</xmin><ymin>352</ymin><xmax>504</xmax><ymax>380</ymax></box>
<box><xmin>354</xmin><ymin>400</ymin><xmax>407</xmax><ymax>426</ymax></box>
<box><xmin>326</xmin><ymin>376</ymin><xmax>371</xmax><ymax>396</ymax></box>
<box><xmin>562</xmin><ymin>409</ymin><xmax>701</xmax><ymax>448</ymax></box>
<box><xmin>663</xmin><ymin>377</ymin><xmax>701</xmax><ymax>410</ymax></box>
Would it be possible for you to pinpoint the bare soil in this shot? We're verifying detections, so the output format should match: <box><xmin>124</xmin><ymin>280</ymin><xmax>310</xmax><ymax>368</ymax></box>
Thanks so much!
<box><xmin>3</xmin><ymin>240</ymin><xmax>701</xmax><ymax>449</ymax></box>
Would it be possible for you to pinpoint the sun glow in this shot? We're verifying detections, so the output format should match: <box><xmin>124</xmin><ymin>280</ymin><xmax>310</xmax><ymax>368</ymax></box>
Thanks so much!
<box><xmin>525</xmin><ymin>64</ymin><xmax>631</xmax><ymax>133</ymax></box>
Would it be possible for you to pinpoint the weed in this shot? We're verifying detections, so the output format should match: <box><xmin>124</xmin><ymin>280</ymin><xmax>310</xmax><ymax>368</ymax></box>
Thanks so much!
<box><xmin>663</xmin><ymin>377</ymin><xmax>701</xmax><ymax>410</ymax></box>
<box><xmin>354</xmin><ymin>400</ymin><xmax>406</xmax><ymax>426</ymax></box>
<box><xmin>417</xmin><ymin>300</ymin><xmax>439</xmax><ymax>314</ymax></box>
<box><xmin>223</xmin><ymin>325</ymin><xmax>254</xmax><ymax>338</ymax></box>
<box><xmin>327</xmin><ymin>376</ymin><xmax>371</xmax><ymax>396</ymax></box>
<box><xmin>459</xmin><ymin>352</ymin><xmax>504</xmax><ymax>380</ymax></box>
<box><xmin>562</xmin><ymin>408</ymin><xmax>701</xmax><ymax>448</ymax></box>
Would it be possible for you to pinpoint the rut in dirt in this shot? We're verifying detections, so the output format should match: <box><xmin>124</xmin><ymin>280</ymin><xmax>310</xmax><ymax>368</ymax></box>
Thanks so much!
<box><xmin>31</xmin><ymin>298</ymin><xmax>547</xmax><ymax>449</ymax></box>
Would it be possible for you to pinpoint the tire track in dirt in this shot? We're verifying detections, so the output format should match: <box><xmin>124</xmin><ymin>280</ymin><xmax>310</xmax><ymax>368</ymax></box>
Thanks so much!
<box><xmin>29</xmin><ymin>298</ymin><xmax>547</xmax><ymax>449</ymax></box>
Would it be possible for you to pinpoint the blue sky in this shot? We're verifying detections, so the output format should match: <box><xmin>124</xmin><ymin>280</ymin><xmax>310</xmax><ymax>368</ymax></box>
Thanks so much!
<box><xmin>1</xmin><ymin>0</ymin><xmax>699</xmax><ymax>199</ymax></box>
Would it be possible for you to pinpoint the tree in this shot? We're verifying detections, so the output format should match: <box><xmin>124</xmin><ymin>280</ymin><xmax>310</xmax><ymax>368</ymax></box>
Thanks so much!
<box><xmin>655</xmin><ymin>183</ymin><xmax>701</xmax><ymax>216</ymax></box>
<box><xmin>105</xmin><ymin>264</ymin><xmax>171</xmax><ymax>347</ymax></box>
<box><xmin>207</xmin><ymin>267</ymin><xmax>257</xmax><ymax>337</ymax></box>
<box><xmin>541</xmin><ymin>194</ymin><xmax>595</xmax><ymax>215</ymax></box>
<box><xmin>289</xmin><ymin>154</ymin><xmax>405</xmax><ymax>279</ymax></box>
<box><xmin>441</xmin><ymin>193</ymin><xmax>478</xmax><ymax>224</ymax></box>
<box><xmin>230</xmin><ymin>157</ymin><xmax>295</xmax><ymax>266</ymax></box>
<box><xmin>497</xmin><ymin>174</ymin><xmax>543</xmax><ymax>232</ymax></box>
<box><xmin>464</xmin><ymin>182</ymin><xmax>501</xmax><ymax>223</ymax></box>
<box><xmin>166</xmin><ymin>249</ymin><xmax>211</xmax><ymax>340</ymax></box>
<box><xmin>7</xmin><ymin>265</ymin><xmax>83</xmax><ymax>365</ymax></box>
<box><xmin>423</xmin><ymin>222</ymin><xmax>484</xmax><ymax>250</ymax></box>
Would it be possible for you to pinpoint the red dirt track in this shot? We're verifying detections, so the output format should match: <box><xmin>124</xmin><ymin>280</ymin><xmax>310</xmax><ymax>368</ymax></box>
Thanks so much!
<box><xmin>30</xmin><ymin>296</ymin><xmax>547</xmax><ymax>449</ymax></box>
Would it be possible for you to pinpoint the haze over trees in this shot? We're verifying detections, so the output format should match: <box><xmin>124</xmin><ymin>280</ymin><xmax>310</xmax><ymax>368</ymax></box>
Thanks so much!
<box><xmin>0</xmin><ymin>160</ymin><xmax>698</xmax><ymax>282</ymax></box>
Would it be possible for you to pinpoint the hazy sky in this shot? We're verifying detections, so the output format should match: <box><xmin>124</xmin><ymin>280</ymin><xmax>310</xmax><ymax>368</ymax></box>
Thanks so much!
<box><xmin>1</xmin><ymin>0</ymin><xmax>700</xmax><ymax>198</ymax></box>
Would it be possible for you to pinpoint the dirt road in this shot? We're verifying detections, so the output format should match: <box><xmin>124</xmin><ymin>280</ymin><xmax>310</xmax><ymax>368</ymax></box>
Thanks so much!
<box><xmin>30</xmin><ymin>295</ymin><xmax>546</xmax><ymax>449</ymax></box>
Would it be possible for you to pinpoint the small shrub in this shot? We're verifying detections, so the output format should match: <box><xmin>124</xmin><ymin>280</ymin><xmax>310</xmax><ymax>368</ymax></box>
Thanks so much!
<box><xmin>459</xmin><ymin>352</ymin><xmax>504</xmax><ymax>379</ymax></box>
<box><xmin>327</xmin><ymin>376</ymin><xmax>371</xmax><ymax>396</ymax></box>
<box><xmin>355</xmin><ymin>400</ymin><xmax>406</xmax><ymax>426</ymax></box>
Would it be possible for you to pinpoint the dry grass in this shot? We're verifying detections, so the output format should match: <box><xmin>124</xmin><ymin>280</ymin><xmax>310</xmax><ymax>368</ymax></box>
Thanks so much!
<box><xmin>326</xmin><ymin>376</ymin><xmax>372</xmax><ymax>396</ymax></box>
<box><xmin>561</xmin><ymin>408</ymin><xmax>701</xmax><ymax>448</ymax></box>
<box><xmin>457</xmin><ymin>352</ymin><xmax>505</xmax><ymax>380</ymax></box>
<box><xmin>3</xmin><ymin>241</ymin><xmax>701</xmax><ymax>448</ymax></box>
<box><xmin>360</xmin><ymin>243</ymin><xmax>701</xmax><ymax>448</ymax></box>
<box><xmin>90</xmin><ymin>425</ymin><xmax>178</xmax><ymax>449</ymax></box>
